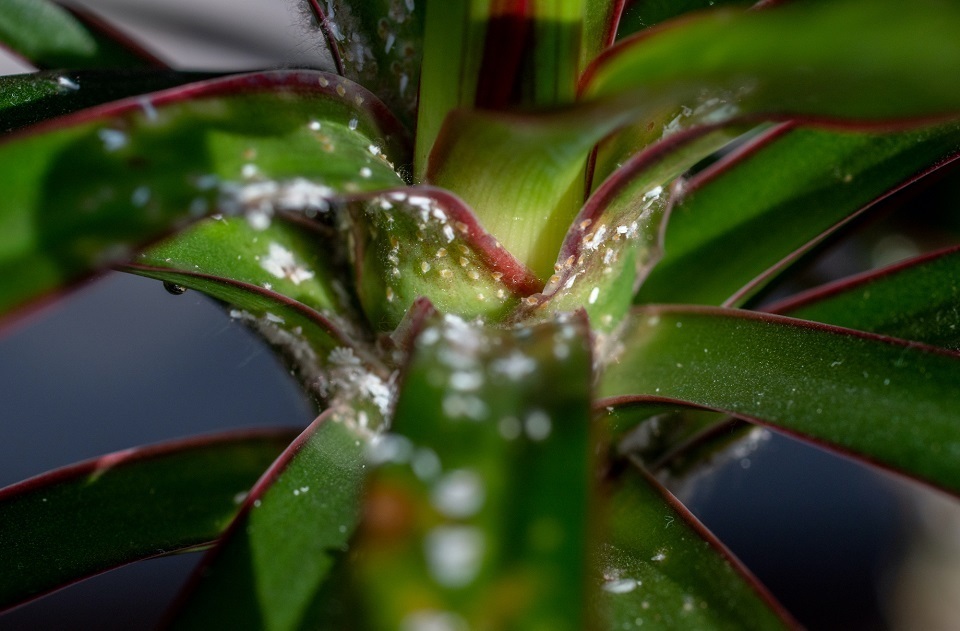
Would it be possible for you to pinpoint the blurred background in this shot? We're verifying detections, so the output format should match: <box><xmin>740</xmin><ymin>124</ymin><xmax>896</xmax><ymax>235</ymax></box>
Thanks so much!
<box><xmin>1</xmin><ymin>1</ymin><xmax>959</xmax><ymax>629</ymax></box>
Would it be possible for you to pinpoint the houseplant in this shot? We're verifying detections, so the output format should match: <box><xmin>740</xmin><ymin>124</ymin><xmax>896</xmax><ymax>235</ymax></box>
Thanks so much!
<box><xmin>3</xmin><ymin>0</ymin><xmax>960</xmax><ymax>627</ymax></box>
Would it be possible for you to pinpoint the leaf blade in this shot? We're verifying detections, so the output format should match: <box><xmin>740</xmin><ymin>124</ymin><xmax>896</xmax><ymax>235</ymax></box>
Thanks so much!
<box><xmin>599</xmin><ymin>306</ymin><xmax>960</xmax><ymax>495</ymax></box>
<box><xmin>0</xmin><ymin>429</ymin><xmax>296</xmax><ymax>612</ymax></box>
<box><xmin>0</xmin><ymin>70</ymin><xmax>408</xmax><ymax>324</ymax></box>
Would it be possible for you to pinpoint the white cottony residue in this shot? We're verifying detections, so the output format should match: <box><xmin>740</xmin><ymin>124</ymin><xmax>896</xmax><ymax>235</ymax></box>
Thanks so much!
<box><xmin>322</xmin><ymin>346</ymin><xmax>395</xmax><ymax>419</ymax></box>
<box><xmin>98</xmin><ymin>128</ymin><xmax>128</xmax><ymax>151</ymax></box>
<box><xmin>400</xmin><ymin>610</ymin><xmax>468</xmax><ymax>631</ymax></box>
<box><xmin>603</xmin><ymin>578</ymin><xmax>639</xmax><ymax>594</ymax></box>
<box><xmin>490</xmin><ymin>351</ymin><xmax>536</xmax><ymax>380</ymax></box>
<box><xmin>431</xmin><ymin>469</ymin><xmax>485</xmax><ymax>518</ymax></box>
<box><xmin>424</xmin><ymin>525</ymin><xmax>485</xmax><ymax>588</ymax></box>
<box><xmin>524</xmin><ymin>409</ymin><xmax>552</xmax><ymax>441</ymax></box>
<box><xmin>260</xmin><ymin>242</ymin><xmax>315</xmax><ymax>285</ymax></box>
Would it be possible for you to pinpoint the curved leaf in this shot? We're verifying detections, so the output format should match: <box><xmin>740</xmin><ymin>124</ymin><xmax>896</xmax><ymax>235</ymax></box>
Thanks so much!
<box><xmin>519</xmin><ymin>123</ymin><xmax>747</xmax><ymax>328</ymax></box>
<box><xmin>637</xmin><ymin>123</ymin><xmax>960</xmax><ymax>306</ymax></box>
<box><xmin>771</xmin><ymin>245</ymin><xmax>960</xmax><ymax>351</ymax></box>
<box><xmin>430</xmin><ymin>0</ymin><xmax>960</xmax><ymax>277</ymax></box>
<box><xmin>415</xmin><ymin>0</ymin><xmax>588</xmax><ymax>175</ymax></box>
<box><xmin>167</xmin><ymin>411</ymin><xmax>370</xmax><ymax>631</ymax></box>
<box><xmin>340</xmin><ymin>186</ymin><xmax>538</xmax><ymax>332</ymax></box>
<box><xmin>643</xmin><ymin>246</ymin><xmax>960</xmax><ymax>477</ymax></box>
<box><xmin>584</xmin><ymin>0</ymin><xmax>960</xmax><ymax>122</ymax></box>
<box><xmin>0</xmin><ymin>429</ymin><xmax>296</xmax><ymax>612</ymax></box>
<box><xmin>341</xmin><ymin>311</ymin><xmax>595</xmax><ymax>630</ymax></box>
<box><xmin>0</xmin><ymin>0</ymin><xmax>164</xmax><ymax>69</ymax></box>
<box><xmin>599</xmin><ymin>306</ymin><xmax>960</xmax><ymax>495</ymax></box>
<box><xmin>1</xmin><ymin>70</ymin><xmax>216</xmax><ymax>134</ymax></box>
<box><xmin>616</xmin><ymin>0</ymin><xmax>753</xmax><ymax>39</ymax></box>
<box><xmin>136</xmin><ymin>216</ymin><xmax>356</xmax><ymax>324</ymax></box>
<box><xmin>0</xmin><ymin>70</ymin><xmax>408</xmax><ymax>324</ymax></box>
<box><xmin>601</xmin><ymin>460</ymin><xmax>796</xmax><ymax>630</ymax></box>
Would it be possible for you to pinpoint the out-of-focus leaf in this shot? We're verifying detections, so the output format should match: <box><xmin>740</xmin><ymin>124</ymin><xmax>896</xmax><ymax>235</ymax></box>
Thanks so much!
<box><xmin>415</xmin><ymin>0</ymin><xmax>591</xmax><ymax>176</ymax></box>
<box><xmin>167</xmin><ymin>411</ymin><xmax>371</xmax><ymax>631</ymax></box>
<box><xmin>585</xmin><ymin>0</ymin><xmax>960</xmax><ymax>122</ymax></box>
<box><xmin>305</xmin><ymin>0</ymin><xmax>424</xmax><ymax>129</ymax></box>
<box><xmin>601</xmin><ymin>461</ymin><xmax>796</xmax><ymax>630</ymax></box>
<box><xmin>771</xmin><ymin>245</ymin><xmax>960</xmax><ymax>351</ymax></box>
<box><xmin>616</xmin><ymin>0</ymin><xmax>753</xmax><ymax>39</ymax></box>
<box><xmin>414</xmin><ymin>0</ymin><xmax>487</xmax><ymax>175</ymax></box>
<box><xmin>1</xmin><ymin>71</ymin><xmax>216</xmax><ymax>133</ymax></box>
<box><xmin>343</xmin><ymin>312</ymin><xmax>595</xmax><ymax>630</ymax></box>
<box><xmin>341</xmin><ymin>186</ymin><xmax>538</xmax><ymax>332</ymax></box>
<box><xmin>637</xmin><ymin>123</ymin><xmax>960</xmax><ymax>307</ymax></box>
<box><xmin>0</xmin><ymin>70</ymin><xmax>408</xmax><ymax>324</ymax></box>
<box><xmin>0</xmin><ymin>429</ymin><xmax>296</xmax><ymax>612</ymax></box>
<box><xmin>582</xmin><ymin>0</ymin><xmax>623</xmax><ymax>71</ymax></box>
<box><xmin>599</xmin><ymin>306</ymin><xmax>960</xmax><ymax>495</ymax></box>
<box><xmin>0</xmin><ymin>0</ymin><xmax>163</xmax><ymax>69</ymax></box>
<box><xmin>430</xmin><ymin>0</ymin><xmax>960</xmax><ymax>278</ymax></box>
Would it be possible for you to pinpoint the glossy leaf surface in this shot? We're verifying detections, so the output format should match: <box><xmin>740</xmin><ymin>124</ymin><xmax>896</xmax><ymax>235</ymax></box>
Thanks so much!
<box><xmin>432</xmin><ymin>0</ymin><xmax>960</xmax><ymax>278</ymax></box>
<box><xmin>601</xmin><ymin>462</ymin><xmax>794</xmax><ymax>630</ymax></box>
<box><xmin>0</xmin><ymin>0</ymin><xmax>162</xmax><ymax>69</ymax></box>
<box><xmin>342</xmin><ymin>187</ymin><xmax>538</xmax><ymax>331</ymax></box>
<box><xmin>585</xmin><ymin>0</ymin><xmax>960</xmax><ymax>121</ymax></box>
<box><xmin>0</xmin><ymin>70</ymin><xmax>407</xmax><ymax>321</ymax></box>
<box><xmin>637</xmin><ymin>123</ymin><xmax>960</xmax><ymax>306</ymax></box>
<box><xmin>644</xmin><ymin>245</ymin><xmax>960</xmax><ymax>478</ymax></box>
<box><xmin>137</xmin><ymin>216</ymin><xmax>354</xmax><ymax>323</ymax></box>
<box><xmin>346</xmin><ymin>313</ymin><xmax>595</xmax><ymax>630</ymax></box>
<box><xmin>0</xmin><ymin>430</ymin><xmax>296</xmax><ymax>611</ymax></box>
<box><xmin>169</xmin><ymin>412</ymin><xmax>369</xmax><ymax>631</ymax></box>
<box><xmin>1</xmin><ymin>71</ymin><xmax>214</xmax><ymax>134</ymax></box>
<box><xmin>600</xmin><ymin>306</ymin><xmax>960</xmax><ymax>494</ymax></box>
<box><xmin>521</xmin><ymin>125</ymin><xmax>745</xmax><ymax>328</ymax></box>
<box><xmin>773</xmin><ymin>246</ymin><xmax>960</xmax><ymax>351</ymax></box>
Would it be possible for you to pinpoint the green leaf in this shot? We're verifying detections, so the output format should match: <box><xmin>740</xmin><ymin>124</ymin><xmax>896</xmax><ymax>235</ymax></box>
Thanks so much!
<box><xmin>345</xmin><ymin>312</ymin><xmax>595</xmax><ymax>630</ymax></box>
<box><xmin>168</xmin><ymin>411</ymin><xmax>370</xmax><ymax>631</ymax></box>
<box><xmin>520</xmin><ymin>124</ymin><xmax>746</xmax><ymax>329</ymax></box>
<box><xmin>599</xmin><ymin>306</ymin><xmax>960</xmax><ymax>494</ymax></box>
<box><xmin>582</xmin><ymin>0</ymin><xmax>622</xmax><ymax>71</ymax></box>
<box><xmin>341</xmin><ymin>187</ymin><xmax>538</xmax><ymax>331</ymax></box>
<box><xmin>414</xmin><ymin>0</ymin><xmax>487</xmax><ymax>176</ymax></box>
<box><xmin>642</xmin><ymin>246</ymin><xmax>960</xmax><ymax>477</ymax></box>
<box><xmin>135</xmin><ymin>216</ymin><xmax>356</xmax><ymax>323</ymax></box>
<box><xmin>306</xmin><ymin>0</ymin><xmax>424</xmax><ymax>128</ymax></box>
<box><xmin>1</xmin><ymin>70</ymin><xmax>216</xmax><ymax>134</ymax></box>
<box><xmin>585</xmin><ymin>0</ymin><xmax>960</xmax><ymax>121</ymax></box>
<box><xmin>431</xmin><ymin>0</ymin><xmax>960</xmax><ymax>278</ymax></box>
<box><xmin>415</xmin><ymin>0</ymin><xmax>589</xmax><ymax>177</ymax></box>
<box><xmin>0</xmin><ymin>0</ymin><xmax>163</xmax><ymax>69</ymax></box>
<box><xmin>616</xmin><ymin>0</ymin><xmax>753</xmax><ymax>39</ymax></box>
<box><xmin>601</xmin><ymin>461</ymin><xmax>795</xmax><ymax>630</ymax></box>
<box><xmin>0</xmin><ymin>429</ymin><xmax>296</xmax><ymax>612</ymax></box>
<box><xmin>0</xmin><ymin>70</ymin><xmax>408</xmax><ymax>322</ymax></box>
<box><xmin>637</xmin><ymin>123</ymin><xmax>960</xmax><ymax>306</ymax></box>
<box><xmin>772</xmin><ymin>245</ymin><xmax>960</xmax><ymax>351</ymax></box>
